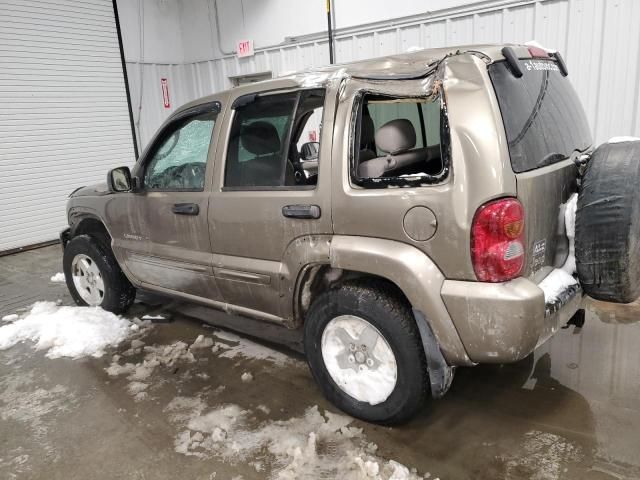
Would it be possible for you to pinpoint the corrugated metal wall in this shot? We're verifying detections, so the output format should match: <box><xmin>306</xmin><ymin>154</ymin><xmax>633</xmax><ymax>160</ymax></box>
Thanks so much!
<box><xmin>130</xmin><ymin>0</ymin><xmax>640</xmax><ymax>147</ymax></box>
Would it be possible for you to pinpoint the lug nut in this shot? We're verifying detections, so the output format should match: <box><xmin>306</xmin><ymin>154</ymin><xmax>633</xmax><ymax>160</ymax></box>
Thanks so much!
<box><xmin>366</xmin><ymin>358</ymin><xmax>374</xmax><ymax>367</ymax></box>
<box><xmin>349</xmin><ymin>343</ymin><xmax>356</xmax><ymax>352</ymax></box>
<box><xmin>358</xmin><ymin>364</ymin><xmax>366</xmax><ymax>371</ymax></box>
<box><xmin>348</xmin><ymin>354</ymin><xmax>355</xmax><ymax>363</ymax></box>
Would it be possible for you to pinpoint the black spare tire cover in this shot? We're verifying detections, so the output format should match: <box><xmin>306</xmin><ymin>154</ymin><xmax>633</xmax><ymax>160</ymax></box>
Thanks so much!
<box><xmin>576</xmin><ymin>139</ymin><xmax>640</xmax><ymax>303</ymax></box>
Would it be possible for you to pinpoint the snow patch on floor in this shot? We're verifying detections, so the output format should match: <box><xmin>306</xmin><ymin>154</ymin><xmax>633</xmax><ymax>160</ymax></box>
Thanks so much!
<box><xmin>539</xmin><ymin>194</ymin><xmax>579</xmax><ymax>303</ymax></box>
<box><xmin>212</xmin><ymin>330</ymin><xmax>299</xmax><ymax>367</ymax></box>
<box><xmin>0</xmin><ymin>302</ymin><xmax>135</xmax><ymax>358</ymax></box>
<box><xmin>191</xmin><ymin>335</ymin><xmax>214</xmax><ymax>349</ymax></box>
<box><xmin>141</xmin><ymin>314</ymin><xmax>166</xmax><ymax>321</ymax></box>
<box><xmin>169</xmin><ymin>401</ymin><xmax>429</xmax><ymax>479</ymax></box>
<box><xmin>2</xmin><ymin>314</ymin><xmax>18</xmax><ymax>322</ymax></box>
<box><xmin>49</xmin><ymin>273</ymin><xmax>65</xmax><ymax>283</ymax></box>
<box><xmin>106</xmin><ymin>340</ymin><xmax>204</xmax><ymax>398</ymax></box>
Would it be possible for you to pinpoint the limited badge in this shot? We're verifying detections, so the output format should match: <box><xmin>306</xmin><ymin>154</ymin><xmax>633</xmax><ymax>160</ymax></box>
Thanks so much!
<box><xmin>532</xmin><ymin>239</ymin><xmax>546</xmax><ymax>271</ymax></box>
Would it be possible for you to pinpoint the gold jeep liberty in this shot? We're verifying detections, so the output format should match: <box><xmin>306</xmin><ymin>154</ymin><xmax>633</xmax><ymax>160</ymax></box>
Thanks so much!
<box><xmin>60</xmin><ymin>44</ymin><xmax>640</xmax><ymax>424</ymax></box>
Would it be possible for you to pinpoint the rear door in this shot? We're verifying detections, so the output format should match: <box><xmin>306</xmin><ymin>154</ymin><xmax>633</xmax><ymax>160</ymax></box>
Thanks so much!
<box><xmin>208</xmin><ymin>87</ymin><xmax>334</xmax><ymax>321</ymax></box>
<box><xmin>488</xmin><ymin>57</ymin><xmax>593</xmax><ymax>282</ymax></box>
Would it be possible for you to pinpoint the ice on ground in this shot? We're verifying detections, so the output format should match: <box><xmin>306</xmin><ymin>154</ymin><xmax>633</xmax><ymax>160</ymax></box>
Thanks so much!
<box><xmin>539</xmin><ymin>194</ymin><xmax>579</xmax><ymax>303</ymax></box>
<box><xmin>0</xmin><ymin>302</ymin><xmax>134</xmax><ymax>359</ymax></box>
<box><xmin>2</xmin><ymin>314</ymin><xmax>19</xmax><ymax>322</ymax></box>
<box><xmin>141</xmin><ymin>314</ymin><xmax>166</xmax><ymax>320</ymax></box>
<box><xmin>106</xmin><ymin>340</ymin><xmax>196</xmax><ymax>397</ymax></box>
<box><xmin>191</xmin><ymin>335</ymin><xmax>214</xmax><ymax>349</ymax></box>
<box><xmin>502</xmin><ymin>430</ymin><xmax>581</xmax><ymax>480</ymax></box>
<box><xmin>241</xmin><ymin>372</ymin><xmax>253</xmax><ymax>383</ymax></box>
<box><xmin>49</xmin><ymin>273</ymin><xmax>65</xmax><ymax>283</ymax></box>
<box><xmin>212</xmin><ymin>330</ymin><xmax>298</xmax><ymax>367</ymax></box>
<box><xmin>170</xmin><ymin>402</ymin><xmax>428</xmax><ymax>479</ymax></box>
<box><xmin>127</xmin><ymin>381</ymin><xmax>149</xmax><ymax>395</ymax></box>
<box><xmin>608</xmin><ymin>136</ymin><xmax>640</xmax><ymax>144</ymax></box>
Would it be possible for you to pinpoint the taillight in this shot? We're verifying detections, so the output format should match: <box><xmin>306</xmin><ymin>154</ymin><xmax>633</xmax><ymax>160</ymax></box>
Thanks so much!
<box><xmin>471</xmin><ymin>198</ymin><xmax>525</xmax><ymax>282</ymax></box>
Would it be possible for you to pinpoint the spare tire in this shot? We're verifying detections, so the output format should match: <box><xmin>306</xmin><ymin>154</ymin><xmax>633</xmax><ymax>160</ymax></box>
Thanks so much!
<box><xmin>576</xmin><ymin>139</ymin><xmax>640</xmax><ymax>303</ymax></box>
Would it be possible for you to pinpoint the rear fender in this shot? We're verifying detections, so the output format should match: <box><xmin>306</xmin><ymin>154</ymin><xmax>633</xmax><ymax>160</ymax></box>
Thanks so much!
<box><xmin>329</xmin><ymin>235</ymin><xmax>472</xmax><ymax>366</ymax></box>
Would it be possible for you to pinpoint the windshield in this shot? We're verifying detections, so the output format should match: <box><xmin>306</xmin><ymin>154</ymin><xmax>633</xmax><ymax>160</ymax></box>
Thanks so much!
<box><xmin>488</xmin><ymin>59</ymin><xmax>592</xmax><ymax>173</ymax></box>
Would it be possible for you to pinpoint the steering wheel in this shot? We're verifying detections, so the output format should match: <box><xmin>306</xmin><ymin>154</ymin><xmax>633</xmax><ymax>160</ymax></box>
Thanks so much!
<box><xmin>155</xmin><ymin>130</ymin><xmax>181</xmax><ymax>161</ymax></box>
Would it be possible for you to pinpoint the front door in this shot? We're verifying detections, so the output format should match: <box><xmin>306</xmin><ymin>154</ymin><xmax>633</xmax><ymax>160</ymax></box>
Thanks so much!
<box><xmin>111</xmin><ymin>101</ymin><xmax>223</xmax><ymax>300</ymax></box>
<box><xmin>208</xmin><ymin>87</ymin><xmax>334</xmax><ymax>321</ymax></box>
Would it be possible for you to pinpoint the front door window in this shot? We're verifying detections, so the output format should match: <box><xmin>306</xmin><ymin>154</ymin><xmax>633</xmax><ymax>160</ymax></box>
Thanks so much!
<box><xmin>144</xmin><ymin>111</ymin><xmax>217</xmax><ymax>191</ymax></box>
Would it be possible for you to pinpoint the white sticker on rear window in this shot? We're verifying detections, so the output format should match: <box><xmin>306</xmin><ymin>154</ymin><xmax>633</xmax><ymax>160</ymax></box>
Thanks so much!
<box><xmin>522</xmin><ymin>60</ymin><xmax>559</xmax><ymax>72</ymax></box>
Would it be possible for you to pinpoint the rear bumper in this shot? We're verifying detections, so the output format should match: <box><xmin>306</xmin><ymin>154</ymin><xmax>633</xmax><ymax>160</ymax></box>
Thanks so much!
<box><xmin>441</xmin><ymin>274</ymin><xmax>583</xmax><ymax>364</ymax></box>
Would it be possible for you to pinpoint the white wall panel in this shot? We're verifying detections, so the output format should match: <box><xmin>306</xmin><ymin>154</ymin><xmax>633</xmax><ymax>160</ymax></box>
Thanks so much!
<box><xmin>126</xmin><ymin>0</ymin><xmax>640</xmax><ymax>147</ymax></box>
<box><xmin>0</xmin><ymin>0</ymin><xmax>135</xmax><ymax>252</ymax></box>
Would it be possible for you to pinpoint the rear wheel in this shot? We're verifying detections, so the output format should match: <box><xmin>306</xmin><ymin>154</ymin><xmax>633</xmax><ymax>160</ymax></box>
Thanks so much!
<box><xmin>576</xmin><ymin>140</ymin><xmax>640</xmax><ymax>303</ymax></box>
<box><xmin>63</xmin><ymin>235</ymin><xmax>135</xmax><ymax>313</ymax></box>
<box><xmin>304</xmin><ymin>280</ymin><xmax>428</xmax><ymax>425</ymax></box>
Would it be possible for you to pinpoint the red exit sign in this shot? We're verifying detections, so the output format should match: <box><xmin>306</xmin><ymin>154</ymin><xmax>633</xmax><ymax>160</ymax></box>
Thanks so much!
<box><xmin>237</xmin><ymin>39</ymin><xmax>254</xmax><ymax>58</ymax></box>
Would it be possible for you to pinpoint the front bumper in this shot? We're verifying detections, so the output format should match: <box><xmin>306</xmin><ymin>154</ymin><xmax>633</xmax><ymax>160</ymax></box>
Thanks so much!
<box><xmin>441</xmin><ymin>273</ymin><xmax>583</xmax><ymax>364</ymax></box>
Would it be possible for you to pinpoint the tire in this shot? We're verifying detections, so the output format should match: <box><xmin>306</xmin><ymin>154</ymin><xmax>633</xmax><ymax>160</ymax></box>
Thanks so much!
<box><xmin>304</xmin><ymin>280</ymin><xmax>428</xmax><ymax>425</ymax></box>
<box><xmin>576</xmin><ymin>140</ymin><xmax>640</xmax><ymax>303</ymax></box>
<box><xmin>63</xmin><ymin>234</ymin><xmax>136</xmax><ymax>314</ymax></box>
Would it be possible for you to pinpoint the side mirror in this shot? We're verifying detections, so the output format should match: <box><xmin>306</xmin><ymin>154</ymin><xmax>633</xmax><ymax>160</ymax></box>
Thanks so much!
<box><xmin>107</xmin><ymin>166</ymin><xmax>132</xmax><ymax>192</ymax></box>
<box><xmin>300</xmin><ymin>142</ymin><xmax>320</xmax><ymax>161</ymax></box>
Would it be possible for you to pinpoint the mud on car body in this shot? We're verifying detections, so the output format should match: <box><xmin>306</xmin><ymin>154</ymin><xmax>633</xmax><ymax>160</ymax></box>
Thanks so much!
<box><xmin>60</xmin><ymin>44</ymin><xmax>640</xmax><ymax>424</ymax></box>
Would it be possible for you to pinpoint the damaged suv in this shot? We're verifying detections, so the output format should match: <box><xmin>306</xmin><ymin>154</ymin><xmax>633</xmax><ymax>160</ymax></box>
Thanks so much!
<box><xmin>61</xmin><ymin>44</ymin><xmax>640</xmax><ymax>424</ymax></box>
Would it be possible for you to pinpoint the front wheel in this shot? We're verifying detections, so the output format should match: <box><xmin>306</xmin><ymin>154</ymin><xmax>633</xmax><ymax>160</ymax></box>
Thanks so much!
<box><xmin>63</xmin><ymin>234</ymin><xmax>135</xmax><ymax>314</ymax></box>
<box><xmin>304</xmin><ymin>280</ymin><xmax>429</xmax><ymax>425</ymax></box>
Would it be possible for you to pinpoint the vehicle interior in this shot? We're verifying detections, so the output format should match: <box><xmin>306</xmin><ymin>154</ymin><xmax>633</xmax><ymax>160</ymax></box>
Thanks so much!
<box><xmin>354</xmin><ymin>95</ymin><xmax>444</xmax><ymax>184</ymax></box>
<box><xmin>225</xmin><ymin>89</ymin><xmax>325</xmax><ymax>188</ymax></box>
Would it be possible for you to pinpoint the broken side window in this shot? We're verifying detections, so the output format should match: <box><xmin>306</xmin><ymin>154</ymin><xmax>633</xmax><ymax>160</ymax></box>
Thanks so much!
<box><xmin>351</xmin><ymin>94</ymin><xmax>448</xmax><ymax>188</ymax></box>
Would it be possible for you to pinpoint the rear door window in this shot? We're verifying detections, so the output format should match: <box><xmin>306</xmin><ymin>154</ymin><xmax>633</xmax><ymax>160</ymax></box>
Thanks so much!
<box><xmin>352</xmin><ymin>94</ymin><xmax>445</xmax><ymax>187</ymax></box>
<box><xmin>488</xmin><ymin>60</ymin><xmax>592</xmax><ymax>173</ymax></box>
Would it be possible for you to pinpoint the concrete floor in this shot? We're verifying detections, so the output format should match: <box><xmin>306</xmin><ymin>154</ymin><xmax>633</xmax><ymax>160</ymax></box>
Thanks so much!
<box><xmin>1</xmin><ymin>245</ymin><xmax>640</xmax><ymax>480</ymax></box>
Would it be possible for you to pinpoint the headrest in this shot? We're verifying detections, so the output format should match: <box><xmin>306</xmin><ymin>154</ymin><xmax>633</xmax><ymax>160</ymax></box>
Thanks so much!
<box><xmin>360</xmin><ymin>114</ymin><xmax>375</xmax><ymax>147</ymax></box>
<box><xmin>240</xmin><ymin>121</ymin><xmax>281</xmax><ymax>155</ymax></box>
<box><xmin>375</xmin><ymin>119</ymin><xmax>416</xmax><ymax>154</ymax></box>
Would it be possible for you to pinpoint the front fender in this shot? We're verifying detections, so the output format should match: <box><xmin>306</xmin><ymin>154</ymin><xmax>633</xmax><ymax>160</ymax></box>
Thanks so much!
<box><xmin>329</xmin><ymin>235</ymin><xmax>472</xmax><ymax>366</ymax></box>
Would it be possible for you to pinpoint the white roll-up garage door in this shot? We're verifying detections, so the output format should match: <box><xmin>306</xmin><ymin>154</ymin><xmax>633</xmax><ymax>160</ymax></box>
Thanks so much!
<box><xmin>0</xmin><ymin>0</ymin><xmax>136</xmax><ymax>253</ymax></box>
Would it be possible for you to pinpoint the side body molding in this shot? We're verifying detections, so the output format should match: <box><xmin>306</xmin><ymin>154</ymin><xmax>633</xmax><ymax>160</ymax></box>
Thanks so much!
<box><xmin>329</xmin><ymin>235</ymin><xmax>472</xmax><ymax>366</ymax></box>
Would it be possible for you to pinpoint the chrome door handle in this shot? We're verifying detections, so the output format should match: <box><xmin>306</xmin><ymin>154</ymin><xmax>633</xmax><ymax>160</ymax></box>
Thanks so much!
<box><xmin>282</xmin><ymin>204</ymin><xmax>321</xmax><ymax>219</ymax></box>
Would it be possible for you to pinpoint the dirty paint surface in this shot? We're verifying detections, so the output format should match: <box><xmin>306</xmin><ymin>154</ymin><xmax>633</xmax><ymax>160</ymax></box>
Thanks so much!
<box><xmin>1</xmin><ymin>246</ymin><xmax>640</xmax><ymax>479</ymax></box>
